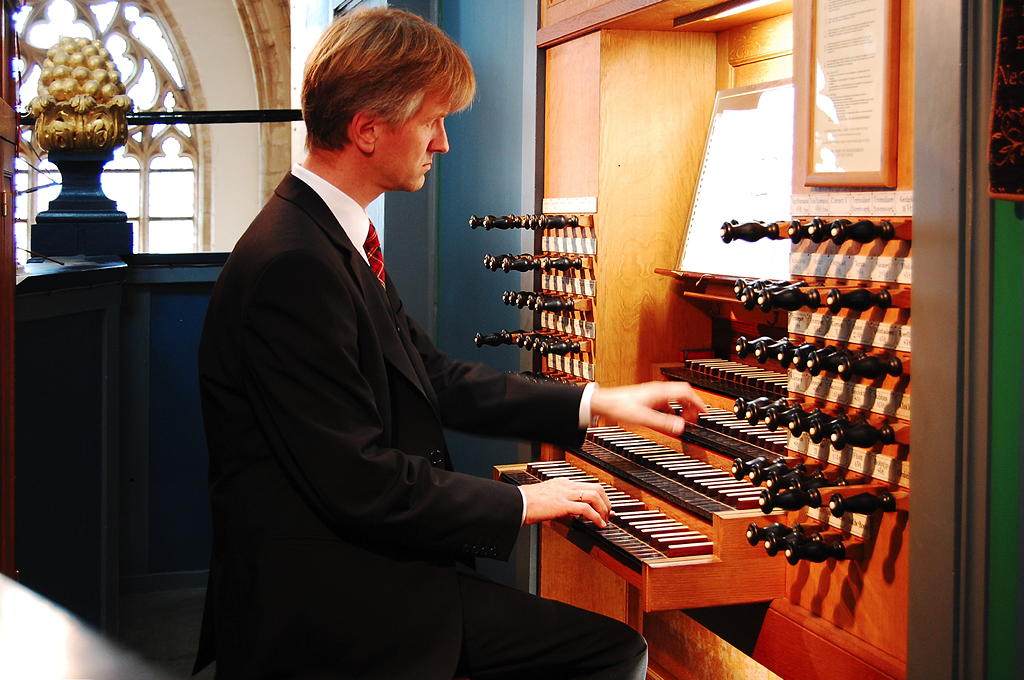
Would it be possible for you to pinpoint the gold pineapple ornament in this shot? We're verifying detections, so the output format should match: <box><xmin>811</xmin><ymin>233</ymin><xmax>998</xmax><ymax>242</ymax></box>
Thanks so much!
<box><xmin>29</xmin><ymin>36</ymin><xmax>133</xmax><ymax>151</ymax></box>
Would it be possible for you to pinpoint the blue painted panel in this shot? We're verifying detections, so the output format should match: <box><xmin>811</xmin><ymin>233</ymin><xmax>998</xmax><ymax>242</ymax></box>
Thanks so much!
<box><xmin>439</xmin><ymin>0</ymin><xmax>533</xmax><ymax>586</ymax></box>
<box><xmin>15</xmin><ymin>311</ymin><xmax>104</xmax><ymax>625</ymax></box>
<box><xmin>147</xmin><ymin>288</ymin><xmax>212</xmax><ymax>573</ymax></box>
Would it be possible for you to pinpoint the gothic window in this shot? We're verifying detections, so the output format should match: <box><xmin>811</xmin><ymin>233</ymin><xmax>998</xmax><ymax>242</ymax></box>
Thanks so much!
<box><xmin>13</xmin><ymin>0</ymin><xmax>201</xmax><ymax>255</ymax></box>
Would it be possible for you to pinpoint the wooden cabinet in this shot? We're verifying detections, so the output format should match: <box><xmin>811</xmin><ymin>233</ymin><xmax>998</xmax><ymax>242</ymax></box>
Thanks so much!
<box><xmin>525</xmin><ymin>1</ymin><xmax>916</xmax><ymax>677</ymax></box>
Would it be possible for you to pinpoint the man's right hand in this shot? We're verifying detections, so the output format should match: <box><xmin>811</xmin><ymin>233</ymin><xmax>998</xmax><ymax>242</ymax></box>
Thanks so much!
<box><xmin>521</xmin><ymin>477</ymin><xmax>611</xmax><ymax>528</ymax></box>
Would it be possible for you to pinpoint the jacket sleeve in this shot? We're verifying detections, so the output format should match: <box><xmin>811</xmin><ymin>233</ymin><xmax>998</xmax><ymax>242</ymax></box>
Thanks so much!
<box><xmin>398</xmin><ymin>299</ymin><xmax>587</xmax><ymax>450</ymax></box>
<box><xmin>238</xmin><ymin>250</ymin><xmax>523</xmax><ymax>559</ymax></box>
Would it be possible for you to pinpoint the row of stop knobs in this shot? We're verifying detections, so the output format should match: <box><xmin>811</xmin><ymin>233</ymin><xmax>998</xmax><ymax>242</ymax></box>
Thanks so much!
<box><xmin>734</xmin><ymin>334</ymin><xmax>904</xmax><ymax>378</ymax></box>
<box><xmin>470</xmin><ymin>213</ymin><xmax>580</xmax><ymax>230</ymax></box>
<box><xmin>500</xmin><ymin>290</ymin><xmax>590</xmax><ymax>312</ymax></box>
<box><xmin>731</xmin><ymin>456</ymin><xmax>905</xmax><ymax>516</ymax></box>
<box><xmin>483</xmin><ymin>253</ymin><xmax>584</xmax><ymax>273</ymax></box>
<box><xmin>474</xmin><ymin>329</ymin><xmax>584</xmax><ymax>356</ymax></box>
<box><xmin>721</xmin><ymin>217</ymin><xmax>909</xmax><ymax>245</ymax></box>
<box><xmin>746</xmin><ymin>521</ymin><xmax>862</xmax><ymax>564</ymax></box>
<box><xmin>734</xmin><ymin>457</ymin><xmax>903</xmax><ymax>564</ymax></box>
<box><xmin>730</xmin><ymin>394</ymin><xmax>902</xmax><ymax>450</ymax></box>
<box><xmin>733</xmin><ymin>278</ymin><xmax>897</xmax><ymax>313</ymax></box>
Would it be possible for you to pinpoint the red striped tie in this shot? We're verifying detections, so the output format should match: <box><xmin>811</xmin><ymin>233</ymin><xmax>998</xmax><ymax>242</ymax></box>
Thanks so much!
<box><xmin>362</xmin><ymin>221</ymin><xmax>386</xmax><ymax>287</ymax></box>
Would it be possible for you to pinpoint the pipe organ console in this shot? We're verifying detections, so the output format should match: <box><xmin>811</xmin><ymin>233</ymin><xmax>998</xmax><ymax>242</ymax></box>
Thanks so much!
<box><xmin>475</xmin><ymin>2</ymin><xmax>916</xmax><ymax>678</ymax></box>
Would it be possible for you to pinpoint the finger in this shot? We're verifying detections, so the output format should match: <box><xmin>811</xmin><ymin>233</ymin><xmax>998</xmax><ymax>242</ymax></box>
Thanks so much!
<box><xmin>630</xmin><ymin>408</ymin><xmax>688</xmax><ymax>436</ymax></box>
<box><xmin>576</xmin><ymin>486</ymin><xmax>611</xmax><ymax>519</ymax></box>
<box><xmin>594</xmin><ymin>485</ymin><xmax>613</xmax><ymax>517</ymax></box>
<box><xmin>579</xmin><ymin>486</ymin><xmax>612</xmax><ymax>519</ymax></box>
<box><xmin>580</xmin><ymin>483</ymin><xmax>609</xmax><ymax>505</ymax></box>
<box><xmin>663</xmin><ymin>383</ymin><xmax>709</xmax><ymax>416</ymax></box>
<box><xmin>573</xmin><ymin>501</ymin><xmax>607</xmax><ymax>527</ymax></box>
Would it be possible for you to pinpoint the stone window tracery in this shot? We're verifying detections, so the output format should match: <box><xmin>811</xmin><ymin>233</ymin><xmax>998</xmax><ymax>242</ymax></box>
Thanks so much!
<box><xmin>13</xmin><ymin>0</ymin><xmax>201</xmax><ymax>255</ymax></box>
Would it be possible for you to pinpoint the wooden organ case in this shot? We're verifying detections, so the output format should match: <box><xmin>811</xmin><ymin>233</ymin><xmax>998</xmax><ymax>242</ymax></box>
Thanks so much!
<box><xmin>486</xmin><ymin>1</ymin><xmax>916</xmax><ymax>679</ymax></box>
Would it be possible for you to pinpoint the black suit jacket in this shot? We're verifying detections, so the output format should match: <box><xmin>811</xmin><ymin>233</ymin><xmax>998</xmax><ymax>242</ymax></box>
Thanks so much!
<box><xmin>195</xmin><ymin>174</ymin><xmax>585</xmax><ymax>679</ymax></box>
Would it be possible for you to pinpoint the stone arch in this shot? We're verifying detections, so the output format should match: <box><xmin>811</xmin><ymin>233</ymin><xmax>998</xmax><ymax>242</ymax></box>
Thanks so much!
<box><xmin>233</xmin><ymin>0</ymin><xmax>291</xmax><ymax>201</ymax></box>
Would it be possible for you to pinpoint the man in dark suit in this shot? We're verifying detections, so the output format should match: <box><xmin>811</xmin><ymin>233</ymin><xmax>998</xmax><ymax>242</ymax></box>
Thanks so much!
<box><xmin>195</xmin><ymin>8</ymin><xmax>705</xmax><ymax>679</ymax></box>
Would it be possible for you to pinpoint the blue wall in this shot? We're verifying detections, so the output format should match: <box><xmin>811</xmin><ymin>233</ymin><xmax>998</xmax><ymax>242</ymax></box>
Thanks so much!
<box><xmin>438</xmin><ymin>0</ymin><xmax>538</xmax><ymax>587</ymax></box>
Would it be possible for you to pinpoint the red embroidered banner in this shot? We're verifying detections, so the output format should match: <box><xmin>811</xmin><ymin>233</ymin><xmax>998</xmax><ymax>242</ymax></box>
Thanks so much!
<box><xmin>991</xmin><ymin>0</ymin><xmax>1024</xmax><ymax>199</ymax></box>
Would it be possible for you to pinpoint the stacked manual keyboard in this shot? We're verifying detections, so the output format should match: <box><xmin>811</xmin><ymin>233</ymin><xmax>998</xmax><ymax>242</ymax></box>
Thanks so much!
<box><xmin>682</xmin><ymin>406</ymin><xmax>791</xmax><ymax>460</ymax></box>
<box><xmin>521</xmin><ymin>460</ymin><xmax>714</xmax><ymax>560</ymax></box>
<box><xmin>581</xmin><ymin>427</ymin><xmax>764</xmax><ymax>511</ymax></box>
<box><xmin>494</xmin><ymin>426</ymin><xmax>788</xmax><ymax>610</ymax></box>
<box><xmin>661</xmin><ymin>358</ymin><xmax>787</xmax><ymax>402</ymax></box>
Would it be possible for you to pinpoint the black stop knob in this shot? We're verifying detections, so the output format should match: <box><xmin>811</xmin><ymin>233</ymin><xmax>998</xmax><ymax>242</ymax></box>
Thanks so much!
<box><xmin>831</xmin><ymin>219</ymin><xmax>895</xmax><ymax>244</ymax></box>
<box><xmin>785</xmin><ymin>537</ymin><xmax>846</xmax><ymax>564</ymax></box>
<box><xmin>830</xmin><ymin>420</ymin><xmax>896</xmax><ymax>449</ymax></box>
<box><xmin>829</xmin><ymin>491</ymin><xmax>897</xmax><ymax>517</ymax></box>
<box><xmin>826</xmin><ymin>287</ymin><xmax>892</xmax><ymax>313</ymax></box>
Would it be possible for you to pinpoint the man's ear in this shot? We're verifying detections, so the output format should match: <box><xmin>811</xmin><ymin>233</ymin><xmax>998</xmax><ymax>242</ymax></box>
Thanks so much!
<box><xmin>349</xmin><ymin>110</ymin><xmax>380</xmax><ymax>154</ymax></box>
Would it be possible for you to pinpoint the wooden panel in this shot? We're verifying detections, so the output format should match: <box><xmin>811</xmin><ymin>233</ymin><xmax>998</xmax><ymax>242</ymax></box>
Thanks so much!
<box><xmin>646</xmin><ymin>609</ymin><xmax>782</xmax><ymax>680</ymax></box>
<box><xmin>732</xmin><ymin>56</ymin><xmax>793</xmax><ymax>88</ymax></box>
<box><xmin>718</xmin><ymin>14</ymin><xmax>793</xmax><ymax>91</ymax></box>
<box><xmin>725</xmin><ymin>13</ymin><xmax>792</xmax><ymax>66</ymax></box>
<box><xmin>753</xmin><ymin>598</ymin><xmax>906</xmax><ymax>680</ymax></box>
<box><xmin>545</xmin><ymin>33</ymin><xmax>601</xmax><ymax>202</ymax></box>
<box><xmin>594</xmin><ymin>30</ymin><xmax>716</xmax><ymax>387</ymax></box>
<box><xmin>538</xmin><ymin>522</ymin><xmax>631</xmax><ymax>622</ymax></box>
<box><xmin>539</xmin><ymin>0</ymin><xmax>717</xmax><ymax>45</ymax></box>
<box><xmin>895</xmin><ymin>0</ymin><xmax>914</xmax><ymax>190</ymax></box>
<box><xmin>782</xmin><ymin>507</ymin><xmax>909</xmax><ymax>660</ymax></box>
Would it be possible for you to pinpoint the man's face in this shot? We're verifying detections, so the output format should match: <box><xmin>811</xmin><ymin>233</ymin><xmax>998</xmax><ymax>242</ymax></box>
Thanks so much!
<box><xmin>373</xmin><ymin>90</ymin><xmax>451</xmax><ymax>193</ymax></box>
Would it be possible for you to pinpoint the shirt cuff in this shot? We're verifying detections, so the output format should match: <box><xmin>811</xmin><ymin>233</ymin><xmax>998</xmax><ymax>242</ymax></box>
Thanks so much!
<box><xmin>519</xmin><ymin>486</ymin><xmax>528</xmax><ymax>525</ymax></box>
<box><xmin>578</xmin><ymin>381</ymin><xmax>598</xmax><ymax>428</ymax></box>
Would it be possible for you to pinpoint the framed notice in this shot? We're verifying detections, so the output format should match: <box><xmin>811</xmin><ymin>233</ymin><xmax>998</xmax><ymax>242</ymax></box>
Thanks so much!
<box><xmin>677</xmin><ymin>80</ymin><xmax>794</xmax><ymax>281</ymax></box>
<box><xmin>802</xmin><ymin>0</ymin><xmax>900</xmax><ymax>187</ymax></box>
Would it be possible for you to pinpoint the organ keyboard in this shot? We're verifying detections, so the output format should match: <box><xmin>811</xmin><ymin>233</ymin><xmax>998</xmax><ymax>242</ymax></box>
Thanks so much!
<box><xmin>495</xmin><ymin>427</ymin><xmax>786</xmax><ymax>610</ymax></box>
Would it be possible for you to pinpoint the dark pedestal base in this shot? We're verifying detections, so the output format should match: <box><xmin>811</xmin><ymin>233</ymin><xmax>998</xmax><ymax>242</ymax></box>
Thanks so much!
<box><xmin>30</xmin><ymin>149</ymin><xmax>133</xmax><ymax>256</ymax></box>
<box><xmin>32</xmin><ymin>220</ymin><xmax>134</xmax><ymax>257</ymax></box>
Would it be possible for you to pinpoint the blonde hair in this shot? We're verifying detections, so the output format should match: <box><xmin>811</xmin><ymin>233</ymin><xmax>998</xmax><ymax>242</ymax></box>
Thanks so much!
<box><xmin>302</xmin><ymin>8</ymin><xmax>475</xmax><ymax>150</ymax></box>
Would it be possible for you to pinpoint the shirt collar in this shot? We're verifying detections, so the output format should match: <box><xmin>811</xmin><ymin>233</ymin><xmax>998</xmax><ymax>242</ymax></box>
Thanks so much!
<box><xmin>291</xmin><ymin>163</ymin><xmax>371</xmax><ymax>266</ymax></box>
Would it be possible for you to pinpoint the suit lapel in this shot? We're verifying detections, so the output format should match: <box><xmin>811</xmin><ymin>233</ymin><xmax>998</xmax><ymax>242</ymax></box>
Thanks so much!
<box><xmin>385</xmin><ymin>281</ymin><xmax>441</xmax><ymax>414</ymax></box>
<box><xmin>274</xmin><ymin>175</ymin><xmax>433</xmax><ymax>406</ymax></box>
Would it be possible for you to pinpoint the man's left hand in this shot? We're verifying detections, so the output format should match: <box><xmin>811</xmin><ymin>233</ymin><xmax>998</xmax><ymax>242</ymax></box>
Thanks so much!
<box><xmin>589</xmin><ymin>381</ymin><xmax>707</xmax><ymax>436</ymax></box>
